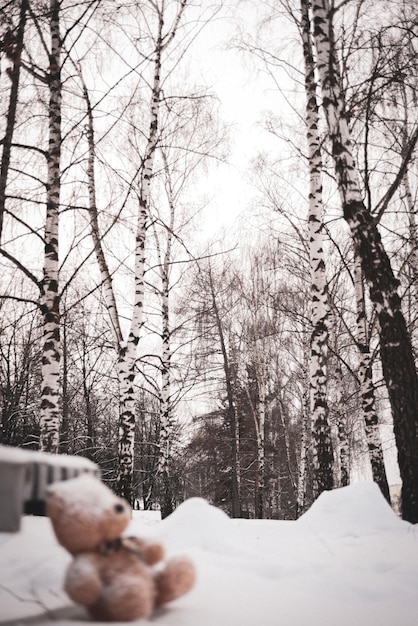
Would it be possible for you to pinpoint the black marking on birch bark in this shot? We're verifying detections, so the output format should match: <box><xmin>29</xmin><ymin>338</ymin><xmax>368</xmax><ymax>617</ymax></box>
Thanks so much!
<box><xmin>41</xmin><ymin>398</ymin><xmax>56</xmax><ymax>410</ymax></box>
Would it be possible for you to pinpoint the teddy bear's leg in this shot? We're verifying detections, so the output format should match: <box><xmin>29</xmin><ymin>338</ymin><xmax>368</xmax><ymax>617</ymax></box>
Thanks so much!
<box><xmin>89</xmin><ymin>575</ymin><xmax>156</xmax><ymax>622</ymax></box>
<box><xmin>155</xmin><ymin>556</ymin><xmax>196</xmax><ymax>607</ymax></box>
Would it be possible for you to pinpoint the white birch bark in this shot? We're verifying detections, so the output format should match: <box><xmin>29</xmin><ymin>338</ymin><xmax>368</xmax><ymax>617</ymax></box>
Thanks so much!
<box><xmin>301</xmin><ymin>0</ymin><xmax>333</xmax><ymax>497</ymax></box>
<box><xmin>296</xmin><ymin>397</ymin><xmax>309</xmax><ymax>516</ymax></box>
<box><xmin>256</xmin><ymin>361</ymin><xmax>266</xmax><ymax>519</ymax></box>
<box><xmin>116</xmin><ymin>82</ymin><xmax>157</xmax><ymax>502</ymax></box>
<box><xmin>81</xmin><ymin>66</ymin><xmax>147</xmax><ymax>501</ymax></box>
<box><xmin>311</xmin><ymin>0</ymin><xmax>418</xmax><ymax>522</ymax></box>
<box><xmin>154</xmin><ymin>156</ymin><xmax>175</xmax><ymax>518</ymax></box>
<box><xmin>403</xmin><ymin>171</ymin><xmax>418</xmax><ymax>295</ymax></box>
<box><xmin>354</xmin><ymin>254</ymin><xmax>390</xmax><ymax>502</ymax></box>
<box><xmin>333</xmin><ymin>346</ymin><xmax>350</xmax><ymax>487</ymax></box>
<box><xmin>404</xmin><ymin>169</ymin><xmax>418</xmax><ymax>350</ymax></box>
<box><xmin>296</xmin><ymin>347</ymin><xmax>310</xmax><ymax>516</ymax></box>
<box><xmin>159</xmin><ymin>270</ymin><xmax>173</xmax><ymax>515</ymax></box>
<box><xmin>0</xmin><ymin>0</ymin><xmax>28</xmax><ymax>243</ymax></box>
<box><xmin>115</xmin><ymin>7</ymin><xmax>166</xmax><ymax>502</ymax></box>
<box><xmin>83</xmin><ymin>77</ymin><xmax>123</xmax><ymax>348</ymax></box>
<box><xmin>245</xmin><ymin>344</ymin><xmax>266</xmax><ymax>519</ymax></box>
<box><xmin>81</xmin><ymin>67</ymin><xmax>142</xmax><ymax>499</ymax></box>
<box><xmin>117</xmin><ymin>1</ymin><xmax>187</xmax><ymax>502</ymax></box>
<box><xmin>263</xmin><ymin>396</ymin><xmax>279</xmax><ymax>518</ymax></box>
<box><xmin>39</xmin><ymin>0</ymin><xmax>61</xmax><ymax>453</ymax></box>
<box><xmin>81</xmin><ymin>3</ymin><xmax>188</xmax><ymax>503</ymax></box>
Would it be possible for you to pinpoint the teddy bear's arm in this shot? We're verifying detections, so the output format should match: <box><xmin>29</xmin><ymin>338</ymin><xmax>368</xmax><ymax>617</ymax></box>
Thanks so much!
<box><xmin>123</xmin><ymin>537</ymin><xmax>165</xmax><ymax>565</ymax></box>
<box><xmin>64</xmin><ymin>553</ymin><xmax>102</xmax><ymax>607</ymax></box>
<box><xmin>142</xmin><ymin>539</ymin><xmax>165</xmax><ymax>565</ymax></box>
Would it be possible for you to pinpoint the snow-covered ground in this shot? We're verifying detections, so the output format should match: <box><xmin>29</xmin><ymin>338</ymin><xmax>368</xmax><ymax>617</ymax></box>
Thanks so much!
<box><xmin>0</xmin><ymin>482</ymin><xmax>417</xmax><ymax>626</ymax></box>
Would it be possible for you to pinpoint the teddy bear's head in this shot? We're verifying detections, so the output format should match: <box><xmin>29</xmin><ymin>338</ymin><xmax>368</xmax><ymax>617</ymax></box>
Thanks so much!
<box><xmin>46</xmin><ymin>474</ymin><xmax>131</xmax><ymax>554</ymax></box>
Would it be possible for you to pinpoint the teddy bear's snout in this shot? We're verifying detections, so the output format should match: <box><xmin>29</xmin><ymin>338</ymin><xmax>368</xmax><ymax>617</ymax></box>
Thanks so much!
<box><xmin>114</xmin><ymin>503</ymin><xmax>125</xmax><ymax>514</ymax></box>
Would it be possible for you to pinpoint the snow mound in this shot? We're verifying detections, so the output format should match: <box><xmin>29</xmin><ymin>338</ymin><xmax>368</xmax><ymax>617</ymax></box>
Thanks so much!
<box><xmin>297</xmin><ymin>481</ymin><xmax>405</xmax><ymax>538</ymax></box>
<box><xmin>2</xmin><ymin>485</ymin><xmax>418</xmax><ymax>626</ymax></box>
<box><xmin>152</xmin><ymin>498</ymin><xmax>242</xmax><ymax>555</ymax></box>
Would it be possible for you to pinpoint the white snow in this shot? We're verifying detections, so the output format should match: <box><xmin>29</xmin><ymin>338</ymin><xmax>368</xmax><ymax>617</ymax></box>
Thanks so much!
<box><xmin>0</xmin><ymin>482</ymin><xmax>417</xmax><ymax>625</ymax></box>
<box><xmin>0</xmin><ymin>446</ymin><xmax>98</xmax><ymax>469</ymax></box>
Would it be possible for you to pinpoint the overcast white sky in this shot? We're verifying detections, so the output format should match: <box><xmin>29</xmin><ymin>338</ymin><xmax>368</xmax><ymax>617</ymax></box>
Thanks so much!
<box><xmin>184</xmin><ymin>1</ymin><xmax>283</xmax><ymax>241</ymax></box>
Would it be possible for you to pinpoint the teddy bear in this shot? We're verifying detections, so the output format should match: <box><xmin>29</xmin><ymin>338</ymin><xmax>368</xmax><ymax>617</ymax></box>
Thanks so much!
<box><xmin>46</xmin><ymin>474</ymin><xmax>196</xmax><ymax>622</ymax></box>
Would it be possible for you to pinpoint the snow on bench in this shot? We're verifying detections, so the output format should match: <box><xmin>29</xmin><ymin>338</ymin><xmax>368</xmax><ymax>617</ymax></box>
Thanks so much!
<box><xmin>0</xmin><ymin>445</ymin><xmax>100</xmax><ymax>532</ymax></box>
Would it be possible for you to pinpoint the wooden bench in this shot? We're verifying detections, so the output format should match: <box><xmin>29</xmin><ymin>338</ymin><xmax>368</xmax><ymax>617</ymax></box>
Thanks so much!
<box><xmin>0</xmin><ymin>444</ymin><xmax>100</xmax><ymax>532</ymax></box>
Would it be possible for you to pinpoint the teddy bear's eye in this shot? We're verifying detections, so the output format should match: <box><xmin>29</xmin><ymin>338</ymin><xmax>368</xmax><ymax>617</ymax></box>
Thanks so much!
<box><xmin>114</xmin><ymin>504</ymin><xmax>125</xmax><ymax>514</ymax></box>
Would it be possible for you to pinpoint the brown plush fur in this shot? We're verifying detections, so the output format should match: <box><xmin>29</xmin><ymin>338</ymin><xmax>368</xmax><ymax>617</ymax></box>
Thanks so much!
<box><xmin>46</xmin><ymin>475</ymin><xmax>195</xmax><ymax>622</ymax></box>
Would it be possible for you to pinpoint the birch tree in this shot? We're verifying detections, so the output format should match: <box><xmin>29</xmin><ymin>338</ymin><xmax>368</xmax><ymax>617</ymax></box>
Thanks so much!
<box><xmin>311</xmin><ymin>0</ymin><xmax>418</xmax><ymax>522</ymax></box>
<box><xmin>296</xmin><ymin>386</ymin><xmax>310</xmax><ymax>515</ymax></box>
<box><xmin>241</xmin><ymin>265</ymin><xmax>269</xmax><ymax>519</ymax></box>
<box><xmin>82</xmin><ymin>38</ymin><xmax>160</xmax><ymax>501</ymax></box>
<box><xmin>353</xmin><ymin>254</ymin><xmax>390</xmax><ymax>501</ymax></box>
<box><xmin>300</xmin><ymin>0</ymin><xmax>334</xmax><ymax>498</ymax></box>
<box><xmin>38</xmin><ymin>0</ymin><xmax>62</xmax><ymax>453</ymax></box>
<box><xmin>151</xmin><ymin>155</ymin><xmax>176</xmax><ymax>518</ymax></box>
<box><xmin>81</xmin><ymin>0</ymin><xmax>221</xmax><ymax>502</ymax></box>
<box><xmin>0</xmin><ymin>0</ymin><xmax>28</xmax><ymax>243</ymax></box>
<box><xmin>148</xmin><ymin>90</ymin><xmax>226</xmax><ymax>515</ymax></box>
<box><xmin>396</xmin><ymin>80</ymin><xmax>418</xmax><ymax>344</ymax></box>
<box><xmin>251</xmin><ymin>342</ymin><xmax>267</xmax><ymax>519</ymax></box>
<box><xmin>1</xmin><ymin>0</ymin><xmax>66</xmax><ymax>452</ymax></box>
<box><xmin>0</xmin><ymin>0</ymin><xmax>104</xmax><ymax>453</ymax></box>
<box><xmin>331</xmin><ymin>325</ymin><xmax>350</xmax><ymax>487</ymax></box>
<box><xmin>116</xmin><ymin>0</ymin><xmax>193</xmax><ymax>503</ymax></box>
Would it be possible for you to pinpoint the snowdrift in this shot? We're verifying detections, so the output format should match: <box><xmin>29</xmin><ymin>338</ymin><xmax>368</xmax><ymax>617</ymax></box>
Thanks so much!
<box><xmin>0</xmin><ymin>482</ymin><xmax>417</xmax><ymax>626</ymax></box>
<box><xmin>296</xmin><ymin>481</ymin><xmax>406</xmax><ymax>537</ymax></box>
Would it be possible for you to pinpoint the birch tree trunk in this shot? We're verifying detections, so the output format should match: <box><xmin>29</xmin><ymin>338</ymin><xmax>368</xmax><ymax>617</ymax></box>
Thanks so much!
<box><xmin>83</xmin><ymin>78</ymin><xmax>123</xmax><ymax>350</ymax></box>
<box><xmin>159</xmin><ymin>266</ymin><xmax>174</xmax><ymax>517</ymax></box>
<box><xmin>116</xmin><ymin>186</ymin><xmax>149</xmax><ymax>499</ymax></box>
<box><xmin>255</xmin><ymin>363</ymin><xmax>266</xmax><ymax>519</ymax></box>
<box><xmin>333</xmin><ymin>345</ymin><xmax>350</xmax><ymax>487</ymax></box>
<box><xmin>353</xmin><ymin>254</ymin><xmax>390</xmax><ymax>502</ymax></box>
<box><xmin>155</xmin><ymin>158</ymin><xmax>176</xmax><ymax>519</ymax></box>
<box><xmin>300</xmin><ymin>0</ymin><xmax>333</xmax><ymax>497</ymax></box>
<box><xmin>404</xmin><ymin>169</ymin><xmax>418</xmax><ymax>349</ymax></box>
<box><xmin>401</xmin><ymin>155</ymin><xmax>418</xmax><ymax>346</ymax></box>
<box><xmin>82</xmin><ymin>58</ymin><xmax>148</xmax><ymax>502</ymax></box>
<box><xmin>404</xmin><ymin>172</ymin><xmax>418</xmax><ymax>292</ymax></box>
<box><xmin>39</xmin><ymin>0</ymin><xmax>61</xmax><ymax>453</ymax></box>
<box><xmin>81</xmin><ymin>2</ymin><xmax>188</xmax><ymax>503</ymax></box>
<box><xmin>60</xmin><ymin>314</ymin><xmax>69</xmax><ymax>453</ymax></box>
<box><xmin>245</xmin><ymin>348</ymin><xmax>266</xmax><ymax>519</ymax></box>
<box><xmin>296</xmin><ymin>348</ymin><xmax>310</xmax><ymax>516</ymax></box>
<box><xmin>117</xmin><ymin>0</ymin><xmax>188</xmax><ymax>504</ymax></box>
<box><xmin>265</xmin><ymin>400</ymin><xmax>279</xmax><ymax>518</ymax></box>
<box><xmin>311</xmin><ymin>0</ymin><xmax>418</xmax><ymax>522</ymax></box>
<box><xmin>296</xmin><ymin>397</ymin><xmax>309</xmax><ymax>517</ymax></box>
<box><xmin>0</xmin><ymin>0</ymin><xmax>28</xmax><ymax>243</ymax></box>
